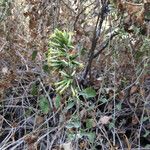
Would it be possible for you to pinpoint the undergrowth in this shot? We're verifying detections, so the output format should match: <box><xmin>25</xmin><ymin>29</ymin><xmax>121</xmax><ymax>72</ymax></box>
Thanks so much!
<box><xmin>0</xmin><ymin>0</ymin><xmax>150</xmax><ymax>150</ymax></box>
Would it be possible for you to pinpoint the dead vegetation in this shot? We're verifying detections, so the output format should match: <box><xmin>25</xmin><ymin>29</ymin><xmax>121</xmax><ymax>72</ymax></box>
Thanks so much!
<box><xmin>0</xmin><ymin>0</ymin><xmax>150</xmax><ymax>149</ymax></box>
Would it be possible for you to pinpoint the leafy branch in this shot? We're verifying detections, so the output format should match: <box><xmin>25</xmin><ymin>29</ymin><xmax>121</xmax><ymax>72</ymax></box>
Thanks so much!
<box><xmin>47</xmin><ymin>29</ymin><xmax>83</xmax><ymax>96</ymax></box>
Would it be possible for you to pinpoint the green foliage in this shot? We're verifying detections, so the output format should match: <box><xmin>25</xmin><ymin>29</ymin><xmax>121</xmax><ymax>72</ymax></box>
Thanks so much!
<box><xmin>47</xmin><ymin>29</ymin><xmax>83</xmax><ymax>95</ymax></box>
<box><xmin>39</xmin><ymin>96</ymin><xmax>50</xmax><ymax>114</ymax></box>
<box><xmin>67</xmin><ymin>131</ymin><xmax>95</xmax><ymax>144</ymax></box>
<box><xmin>99</xmin><ymin>97</ymin><xmax>108</xmax><ymax>103</ymax></box>
<box><xmin>42</xmin><ymin>64</ymin><xmax>50</xmax><ymax>73</ymax></box>
<box><xmin>31</xmin><ymin>83</ymin><xmax>38</xmax><ymax>96</ymax></box>
<box><xmin>54</xmin><ymin>94</ymin><xmax>61</xmax><ymax>109</ymax></box>
<box><xmin>66</xmin><ymin>115</ymin><xmax>81</xmax><ymax>129</ymax></box>
<box><xmin>47</xmin><ymin>29</ymin><xmax>76</xmax><ymax>70</ymax></box>
<box><xmin>79</xmin><ymin>87</ymin><xmax>96</xmax><ymax>99</ymax></box>
<box><xmin>82</xmin><ymin>132</ymin><xmax>95</xmax><ymax>143</ymax></box>
<box><xmin>108</xmin><ymin>121</ymin><xmax>115</xmax><ymax>130</ymax></box>
<box><xmin>86</xmin><ymin>118</ymin><xmax>94</xmax><ymax>129</ymax></box>
<box><xmin>66</xmin><ymin>115</ymin><xmax>95</xmax><ymax>144</ymax></box>
<box><xmin>143</xmin><ymin>130</ymin><xmax>150</xmax><ymax>138</ymax></box>
<box><xmin>65</xmin><ymin>100</ymin><xmax>75</xmax><ymax>110</ymax></box>
<box><xmin>116</xmin><ymin>102</ymin><xmax>122</xmax><ymax>111</ymax></box>
<box><xmin>32</xmin><ymin>50</ymin><xmax>38</xmax><ymax>60</ymax></box>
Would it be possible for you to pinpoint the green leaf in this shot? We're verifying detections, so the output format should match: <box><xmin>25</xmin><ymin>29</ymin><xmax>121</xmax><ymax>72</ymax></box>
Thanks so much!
<box><xmin>25</xmin><ymin>109</ymin><xmax>32</xmax><ymax>117</ymax></box>
<box><xmin>66</xmin><ymin>120</ymin><xmax>81</xmax><ymax>129</ymax></box>
<box><xmin>55</xmin><ymin>95</ymin><xmax>61</xmax><ymax>109</ymax></box>
<box><xmin>80</xmin><ymin>87</ymin><xmax>96</xmax><ymax>99</ymax></box>
<box><xmin>66</xmin><ymin>101</ymin><xmax>75</xmax><ymax>110</ymax></box>
<box><xmin>67</xmin><ymin>133</ymin><xmax>76</xmax><ymax>140</ymax></box>
<box><xmin>99</xmin><ymin>98</ymin><xmax>108</xmax><ymax>103</ymax></box>
<box><xmin>86</xmin><ymin>119</ymin><xmax>94</xmax><ymax>129</ymax></box>
<box><xmin>143</xmin><ymin>130</ymin><xmax>150</xmax><ymax>138</ymax></box>
<box><xmin>32</xmin><ymin>50</ymin><xmax>38</xmax><ymax>60</ymax></box>
<box><xmin>142</xmin><ymin>116</ymin><xmax>149</xmax><ymax>122</ymax></box>
<box><xmin>67</xmin><ymin>131</ymin><xmax>95</xmax><ymax>143</ymax></box>
<box><xmin>42</xmin><ymin>64</ymin><xmax>50</xmax><ymax>73</ymax></box>
<box><xmin>83</xmin><ymin>132</ymin><xmax>95</xmax><ymax>143</ymax></box>
<box><xmin>31</xmin><ymin>84</ymin><xmax>38</xmax><ymax>96</ymax></box>
<box><xmin>39</xmin><ymin>96</ymin><xmax>50</xmax><ymax>114</ymax></box>
<box><xmin>73</xmin><ymin>120</ymin><xmax>81</xmax><ymax>128</ymax></box>
<box><xmin>65</xmin><ymin>123</ymin><xmax>75</xmax><ymax>129</ymax></box>
<box><xmin>108</xmin><ymin>122</ymin><xmax>115</xmax><ymax>129</ymax></box>
<box><xmin>116</xmin><ymin>102</ymin><xmax>122</xmax><ymax>110</ymax></box>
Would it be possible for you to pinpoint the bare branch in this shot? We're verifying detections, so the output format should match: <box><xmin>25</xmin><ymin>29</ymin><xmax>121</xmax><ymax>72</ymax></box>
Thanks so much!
<box><xmin>82</xmin><ymin>0</ymin><xmax>109</xmax><ymax>81</ymax></box>
<box><xmin>93</xmin><ymin>32</ymin><xmax>118</xmax><ymax>58</ymax></box>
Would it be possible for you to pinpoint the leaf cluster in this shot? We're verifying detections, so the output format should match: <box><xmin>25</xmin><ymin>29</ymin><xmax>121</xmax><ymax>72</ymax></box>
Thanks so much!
<box><xmin>47</xmin><ymin>29</ymin><xmax>83</xmax><ymax>95</ymax></box>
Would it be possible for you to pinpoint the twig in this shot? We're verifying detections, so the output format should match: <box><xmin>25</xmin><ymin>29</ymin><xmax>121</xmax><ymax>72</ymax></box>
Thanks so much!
<box><xmin>61</xmin><ymin>0</ymin><xmax>76</xmax><ymax>14</ymax></box>
<box><xmin>93</xmin><ymin>32</ymin><xmax>118</xmax><ymax>58</ymax></box>
<box><xmin>82</xmin><ymin>0</ymin><xmax>109</xmax><ymax>81</ymax></box>
<box><xmin>38</xmin><ymin>78</ymin><xmax>56</xmax><ymax>124</ymax></box>
<box><xmin>74</xmin><ymin>1</ymin><xmax>95</xmax><ymax>30</ymax></box>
